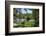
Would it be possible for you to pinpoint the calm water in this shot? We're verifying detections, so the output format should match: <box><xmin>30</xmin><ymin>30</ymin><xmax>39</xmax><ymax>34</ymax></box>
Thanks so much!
<box><xmin>14</xmin><ymin>18</ymin><xmax>26</xmax><ymax>23</ymax></box>
<box><xmin>14</xmin><ymin>18</ymin><xmax>35</xmax><ymax>23</ymax></box>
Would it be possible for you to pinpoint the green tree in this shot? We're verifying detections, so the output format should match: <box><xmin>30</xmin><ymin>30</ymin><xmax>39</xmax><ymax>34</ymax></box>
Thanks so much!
<box><xmin>32</xmin><ymin>9</ymin><xmax>39</xmax><ymax>27</ymax></box>
<box><xmin>24</xmin><ymin>8</ymin><xmax>30</xmax><ymax>21</ymax></box>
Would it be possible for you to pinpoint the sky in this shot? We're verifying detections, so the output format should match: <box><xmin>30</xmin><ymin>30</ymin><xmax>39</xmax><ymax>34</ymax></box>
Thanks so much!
<box><xmin>15</xmin><ymin>8</ymin><xmax>32</xmax><ymax>14</ymax></box>
<box><xmin>21</xmin><ymin>8</ymin><xmax>32</xmax><ymax>14</ymax></box>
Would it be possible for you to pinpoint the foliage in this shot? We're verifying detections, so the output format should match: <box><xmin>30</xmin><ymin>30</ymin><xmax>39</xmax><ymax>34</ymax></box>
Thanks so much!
<box><xmin>32</xmin><ymin>9</ymin><xmax>39</xmax><ymax>27</ymax></box>
<box><xmin>13</xmin><ymin>8</ymin><xmax>39</xmax><ymax>27</ymax></box>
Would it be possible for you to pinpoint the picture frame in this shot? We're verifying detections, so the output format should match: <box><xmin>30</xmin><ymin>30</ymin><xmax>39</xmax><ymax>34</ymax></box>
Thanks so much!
<box><xmin>5</xmin><ymin>1</ymin><xmax>45</xmax><ymax>35</ymax></box>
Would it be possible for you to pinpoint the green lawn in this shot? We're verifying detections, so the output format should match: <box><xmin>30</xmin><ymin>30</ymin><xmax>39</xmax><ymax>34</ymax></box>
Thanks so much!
<box><xmin>13</xmin><ymin>20</ymin><xmax>35</xmax><ymax>27</ymax></box>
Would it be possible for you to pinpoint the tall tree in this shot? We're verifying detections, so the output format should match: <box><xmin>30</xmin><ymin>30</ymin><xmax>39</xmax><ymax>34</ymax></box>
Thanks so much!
<box><xmin>24</xmin><ymin>8</ymin><xmax>30</xmax><ymax>21</ymax></box>
<box><xmin>32</xmin><ymin>9</ymin><xmax>39</xmax><ymax>27</ymax></box>
<box><xmin>18</xmin><ymin>8</ymin><xmax>22</xmax><ymax>19</ymax></box>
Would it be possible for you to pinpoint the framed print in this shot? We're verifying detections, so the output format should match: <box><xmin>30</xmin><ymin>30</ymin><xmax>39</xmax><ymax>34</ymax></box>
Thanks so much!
<box><xmin>5</xmin><ymin>1</ymin><xmax>45</xmax><ymax>35</ymax></box>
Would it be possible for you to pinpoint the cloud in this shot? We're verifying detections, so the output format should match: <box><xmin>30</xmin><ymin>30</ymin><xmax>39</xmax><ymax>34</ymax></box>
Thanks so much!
<box><xmin>21</xmin><ymin>8</ymin><xmax>32</xmax><ymax>14</ymax></box>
